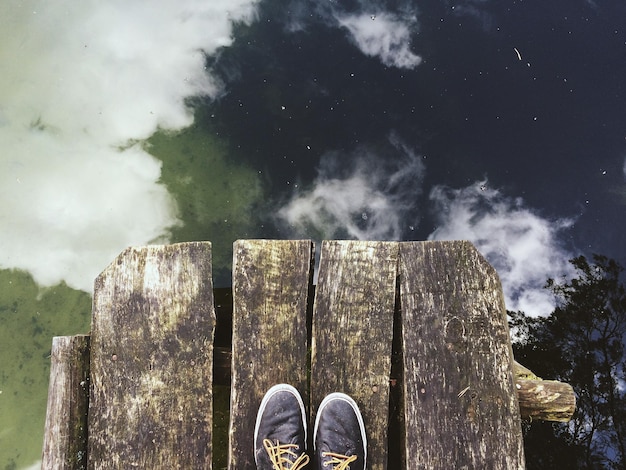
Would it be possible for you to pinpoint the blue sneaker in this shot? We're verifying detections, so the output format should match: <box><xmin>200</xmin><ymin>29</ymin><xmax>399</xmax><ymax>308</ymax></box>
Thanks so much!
<box><xmin>254</xmin><ymin>384</ymin><xmax>310</xmax><ymax>470</ymax></box>
<box><xmin>313</xmin><ymin>393</ymin><xmax>367</xmax><ymax>470</ymax></box>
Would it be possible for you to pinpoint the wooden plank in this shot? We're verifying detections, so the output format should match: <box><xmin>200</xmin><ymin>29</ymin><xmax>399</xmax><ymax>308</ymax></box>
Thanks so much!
<box><xmin>516</xmin><ymin>379</ymin><xmax>576</xmax><ymax>422</ymax></box>
<box><xmin>211</xmin><ymin>290</ymin><xmax>578</xmax><ymax>423</ymax></box>
<box><xmin>42</xmin><ymin>335</ymin><xmax>90</xmax><ymax>470</ymax></box>
<box><xmin>512</xmin><ymin>361</ymin><xmax>576</xmax><ymax>422</ymax></box>
<box><xmin>87</xmin><ymin>242</ymin><xmax>215</xmax><ymax>469</ymax></box>
<box><xmin>228</xmin><ymin>239</ymin><xmax>314</xmax><ymax>469</ymax></box>
<box><xmin>311</xmin><ymin>240</ymin><xmax>398</xmax><ymax>470</ymax></box>
<box><xmin>399</xmin><ymin>241</ymin><xmax>525</xmax><ymax>469</ymax></box>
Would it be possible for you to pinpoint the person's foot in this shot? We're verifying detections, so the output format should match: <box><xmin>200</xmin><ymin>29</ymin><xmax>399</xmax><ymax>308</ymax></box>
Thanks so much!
<box><xmin>313</xmin><ymin>393</ymin><xmax>367</xmax><ymax>470</ymax></box>
<box><xmin>254</xmin><ymin>384</ymin><xmax>310</xmax><ymax>470</ymax></box>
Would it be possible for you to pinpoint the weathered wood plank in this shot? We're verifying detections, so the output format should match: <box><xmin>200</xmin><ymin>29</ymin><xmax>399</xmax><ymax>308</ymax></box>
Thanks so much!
<box><xmin>42</xmin><ymin>335</ymin><xmax>90</xmax><ymax>470</ymax></box>
<box><xmin>512</xmin><ymin>360</ymin><xmax>576</xmax><ymax>422</ymax></box>
<box><xmin>228</xmin><ymin>239</ymin><xmax>314</xmax><ymax>469</ymax></box>
<box><xmin>399</xmin><ymin>241</ymin><xmax>525</xmax><ymax>469</ymax></box>
<box><xmin>516</xmin><ymin>379</ymin><xmax>576</xmax><ymax>422</ymax></box>
<box><xmin>88</xmin><ymin>242</ymin><xmax>215</xmax><ymax>469</ymax></box>
<box><xmin>311</xmin><ymin>240</ymin><xmax>398</xmax><ymax>470</ymax></box>
<box><xmin>212</xmin><ymin>290</ymin><xmax>577</xmax><ymax>423</ymax></box>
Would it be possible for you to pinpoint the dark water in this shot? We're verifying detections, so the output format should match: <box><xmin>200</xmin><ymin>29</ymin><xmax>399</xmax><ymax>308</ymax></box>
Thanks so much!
<box><xmin>0</xmin><ymin>272</ymin><xmax>91</xmax><ymax>469</ymax></box>
<box><xmin>203</xmin><ymin>0</ymin><xmax>626</xmax><ymax>256</ymax></box>
<box><xmin>2</xmin><ymin>0</ymin><xmax>626</xmax><ymax>467</ymax></box>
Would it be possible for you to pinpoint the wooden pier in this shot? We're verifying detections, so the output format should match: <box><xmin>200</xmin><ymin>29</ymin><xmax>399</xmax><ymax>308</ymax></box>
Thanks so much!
<box><xmin>41</xmin><ymin>240</ymin><xmax>575</xmax><ymax>469</ymax></box>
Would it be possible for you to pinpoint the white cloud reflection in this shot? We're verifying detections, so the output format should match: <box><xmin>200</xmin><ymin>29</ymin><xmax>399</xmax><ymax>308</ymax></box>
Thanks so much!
<box><xmin>448</xmin><ymin>0</ymin><xmax>495</xmax><ymax>31</ymax></box>
<box><xmin>0</xmin><ymin>0</ymin><xmax>258</xmax><ymax>292</ymax></box>
<box><xmin>336</xmin><ymin>12</ymin><xmax>422</xmax><ymax>69</ymax></box>
<box><xmin>277</xmin><ymin>134</ymin><xmax>424</xmax><ymax>240</ymax></box>
<box><xmin>429</xmin><ymin>181</ymin><xmax>576</xmax><ymax>317</ymax></box>
<box><xmin>284</xmin><ymin>0</ymin><xmax>422</xmax><ymax>68</ymax></box>
<box><xmin>279</xmin><ymin>154</ymin><xmax>576</xmax><ymax>317</ymax></box>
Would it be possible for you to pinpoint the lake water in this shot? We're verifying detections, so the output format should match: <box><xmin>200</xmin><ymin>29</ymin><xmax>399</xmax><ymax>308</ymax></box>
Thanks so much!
<box><xmin>0</xmin><ymin>108</ymin><xmax>265</xmax><ymax>468</ymax></box>
<box><xmin>3</xmin><ymin>0</ymin><xmax>626</xmax><ymax>467</ymax></box>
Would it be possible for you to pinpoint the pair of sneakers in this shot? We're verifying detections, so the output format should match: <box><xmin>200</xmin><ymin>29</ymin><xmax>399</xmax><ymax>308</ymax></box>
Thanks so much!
<box><xmin>254</xmin><ymin>384</ymin><xmax>367</xmax><ymax>470</ymax></box>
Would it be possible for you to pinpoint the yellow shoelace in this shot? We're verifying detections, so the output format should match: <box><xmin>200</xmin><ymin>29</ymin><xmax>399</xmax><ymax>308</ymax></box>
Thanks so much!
<box><xmin>321</xmin><ymin>451</ymin><xmax>358</xmax><ymax>470</ymax></box>
<box><xmin>263</xmin><ymin>439</ymin><xmax>310</xmax><ymax>470</ymax></box>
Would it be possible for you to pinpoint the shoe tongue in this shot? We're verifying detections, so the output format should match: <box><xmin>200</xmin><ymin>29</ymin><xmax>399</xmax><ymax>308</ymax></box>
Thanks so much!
<box><xmin>321</xmin><ymin>451</ymin><xmax>359</xmax><ymax>470</ymax></box>
<box><xmin>263</xmin><ymin>439</ymin><xmax>308</xmax><ymax>470</ymax></box>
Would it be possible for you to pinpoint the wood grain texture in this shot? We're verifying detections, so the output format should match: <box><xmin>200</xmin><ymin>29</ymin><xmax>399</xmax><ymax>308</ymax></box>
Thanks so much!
<box><xmin>228</xmin><ymin>239</ymin><xmax>314</xmax><ymax>470</ymax></box>
<box><xmin>516</xmin><ymin>379</ymin><xmax>576</xmax><ymax>422</ymax></box>
<box><xmin>42</xmin><ymin>335</ymin><xmax>90</xmax><ymax>470</ymax></box>
<box><xmin>311</xmin><ymin>240</ymin><xmax>398</xmax><ymax>470</ymax></box>
<box><xmin>210</xmin><ymin>296</ymin><xmax>577</xmax><ymax>423</ymax></box>
<box><xmin>87</xmin><ymin>242</ymin><xmax>215</xmax><ymax>469</ymax></box>
<box><xmin>399</xmin><ymin>241</ymin><xmax>525</xmax><ymax>469</ymax></box>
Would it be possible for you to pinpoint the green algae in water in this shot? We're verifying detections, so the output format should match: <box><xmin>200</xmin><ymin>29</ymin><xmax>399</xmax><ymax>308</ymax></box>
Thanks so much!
<box><xmin>0</xmin><ymin>269</ymin><xmax>91</xmax><ymax>469</ymax></box>
<box><xmin>145</xmin><ymin>117</ymin><xmax>264</xmax><ymax>287</ymax></box>
<box><xmin>0</xmin><ymin>113</ymin><xmax>264</xmax><ymax>467</ymax></box>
